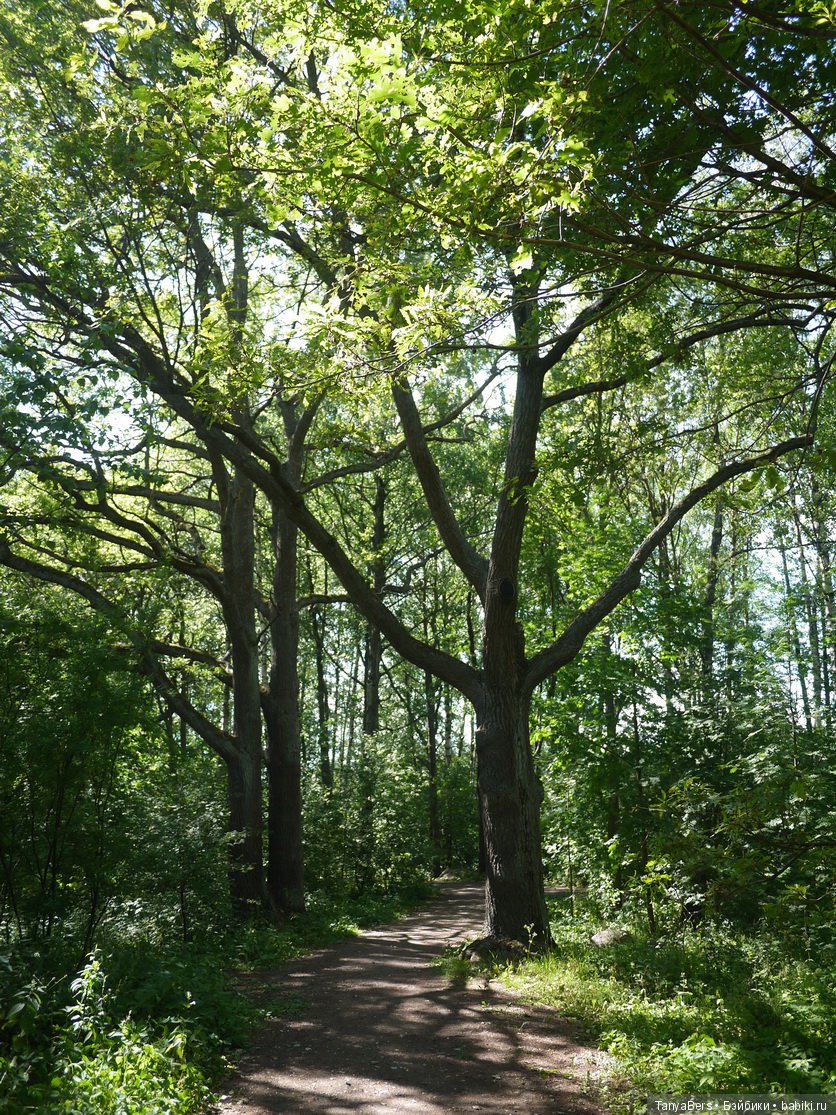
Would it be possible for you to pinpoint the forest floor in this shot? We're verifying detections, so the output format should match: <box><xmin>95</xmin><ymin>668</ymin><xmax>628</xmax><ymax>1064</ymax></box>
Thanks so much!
<box><xmin>214</xmin><ymin>881</ymin><xmax>606</xmax><ymax>1115</ymax></box>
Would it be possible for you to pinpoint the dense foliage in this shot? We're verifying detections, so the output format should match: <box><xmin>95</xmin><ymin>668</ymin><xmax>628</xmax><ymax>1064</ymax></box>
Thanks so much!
<box><xmin>0</xmin><ymin>0</ymin><xmax>834</xmax><ymax>1107</ymax></box>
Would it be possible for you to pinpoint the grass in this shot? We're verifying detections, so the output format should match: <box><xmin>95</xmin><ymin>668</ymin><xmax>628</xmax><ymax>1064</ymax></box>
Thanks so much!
<box><xmin>0</xmin><ymin>883</ymin><xmax>432</xmax><ymax>1113</ymax></box>
<box><xmin>446</xmin><ymin>896</ymin><xmax>836</xmax><ymax>1109</ymax></box>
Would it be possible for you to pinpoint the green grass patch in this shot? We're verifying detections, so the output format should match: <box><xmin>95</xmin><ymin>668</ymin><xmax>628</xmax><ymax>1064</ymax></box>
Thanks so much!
<box><xmin>455</xmin><ymin>898</ymin><xmax>836</xmax><ymax>1106</ymax></box>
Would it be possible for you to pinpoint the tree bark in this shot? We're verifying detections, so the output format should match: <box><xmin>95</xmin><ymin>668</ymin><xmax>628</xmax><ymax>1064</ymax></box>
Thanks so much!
<box><xmin>811</xmin><ymin>479</ymin><xmax>836</xmax><ymax>719</ymax></box>
<box><xmin>309</xmin><ymin>607</ymin><xmax>333</xmax><ymax>787</ymax></box>
<box><xmin>218</xmin><ymin>457</ymin><xmax>266</xmax><ymax>916</ymax></box>
<box><xmin>262</xmin><ymin>397</ymin><xmax>319</xmax><ymax>915</ymax></box>
<box><xmin>700</xmin><ymin>496</ymin><xmax>724</xmax><ymax>682</ymax></box>
<box><xmin>475</xmin><ymin>680</ymin><xmax>549</xmax><ymax>945</ymax></box>
<box><xmin>778</xmin><ymin>528</ymin><xmax>813</xmax><ymax>732</ymax></box>
<box><xmin>425</xmin><ymin>669</ymin><xmax>443</xmax><ymax>877</ymax></box>
<box><xmin>792</xmin><ymin>499</ymin><xmax>823</xmax><ymax>727</ymax></box>
<box><xmin>263</xmin><ymin>499</ymin><xmax>305</xmax><ymax>915</ymax></box>
<box><xmin>473</xmin><ymin>275</ymin><xmax>551</xmax><ymax>946</ymax></box>
<box><xmin>224</xmin><ymin>745</ymin><xmax>265</xmax><ymax>916</ymax></box>
<box><xmin>362</xmin><ymin>476</ymin><xmax>386</xmax><ymax>736</ymax></box>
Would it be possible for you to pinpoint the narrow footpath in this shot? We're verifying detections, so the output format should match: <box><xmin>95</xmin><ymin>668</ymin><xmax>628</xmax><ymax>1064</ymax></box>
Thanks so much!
<box><xmin>216</xmin><ymin>882</ymin><xmax>603</xmax><ymax>1115</ymax></box>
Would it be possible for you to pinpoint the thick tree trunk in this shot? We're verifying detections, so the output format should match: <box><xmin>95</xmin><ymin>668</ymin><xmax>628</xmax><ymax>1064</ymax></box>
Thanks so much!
<box><xmin>475</xmin><ymin>285</ymin><xmax>550</xmax><ymax>947</ymax></box>
<box><xmin>475</xmin><ymin>682</ymin><xmax>550</xmax><ymax>945</ymax></box>
<box><xmin>263</xmin><ymin>505</ymin><xmax>305</xmax><ymax>914</ymax></box>
<box><xmin>261</xmin><ymin>395</ymin><xmax>314</xmax><ymax>916</ymax></box>
<box><xmin>225</xmin><ymin>746</ymin><xmax>265</xmax><ymax>916</ymax></box>
<box><xmin>213</xmin><ymin>235</ymin><xmax>266</xmax><ymax>917</ymax></box>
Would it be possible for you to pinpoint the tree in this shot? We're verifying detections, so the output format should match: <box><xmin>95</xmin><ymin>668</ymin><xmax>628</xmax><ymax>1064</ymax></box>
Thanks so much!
<box><xmin>0</xmin><ymin>0</ymin><xmax>828</xmax><ymax>944</ymax></box>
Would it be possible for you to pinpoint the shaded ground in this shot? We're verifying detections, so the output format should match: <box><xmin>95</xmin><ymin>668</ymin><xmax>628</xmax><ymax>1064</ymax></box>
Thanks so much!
<box><xmin>215</xmin><ymin>882</ymin><xmax>604</xmax><ymax>1115</ymax></box>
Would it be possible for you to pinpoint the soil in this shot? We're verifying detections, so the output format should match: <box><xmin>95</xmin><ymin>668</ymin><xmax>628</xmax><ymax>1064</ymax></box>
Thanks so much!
<box><xmin>214</xmin><ymin>881</ymin><xmax>605</xmax><ymax>1115</ymax></box>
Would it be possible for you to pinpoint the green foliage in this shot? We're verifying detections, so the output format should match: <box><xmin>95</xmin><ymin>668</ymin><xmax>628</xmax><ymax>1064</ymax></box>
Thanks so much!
<box><xmin>0</xmin><ymin>0</ymin><xmax>834</xmax><ymax>1104</ymax></box>
<box><xmin>0</xmin><ymin>886</ymin><xmax>431</xmax><ymax>1112</ymax></box>
<box><xmin>302</xmin><ymin>725</ymin><xmax>478</xmax><ymax>894</ymax></box>
<box><xmin>0</xmin><ymin>946</ymin><xmax>222</xmax><ymax>1113</ymax></box>
<box><xmin>490</xmin><ymin>897</ymin><xmax>836</xmax><ymax>1101</ymax></box>
<box><xmin>0</xmin><ymin>578</ymin><xmax>231</xmax><ymax>946</ymax></box>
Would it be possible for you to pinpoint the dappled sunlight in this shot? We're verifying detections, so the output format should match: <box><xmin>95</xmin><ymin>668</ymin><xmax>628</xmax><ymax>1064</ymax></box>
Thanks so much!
<box><xmin>218</xmin><ymin>884</ymin><xmax>598</xmax><ymax>1114</ymax></box>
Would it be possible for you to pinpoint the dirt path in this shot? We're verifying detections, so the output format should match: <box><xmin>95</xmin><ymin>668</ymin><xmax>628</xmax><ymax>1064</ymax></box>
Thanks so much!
<box><xmin>216</xmin><ymin>882</ymin><xmax>603</xmax><ymax>1115</ymax></box>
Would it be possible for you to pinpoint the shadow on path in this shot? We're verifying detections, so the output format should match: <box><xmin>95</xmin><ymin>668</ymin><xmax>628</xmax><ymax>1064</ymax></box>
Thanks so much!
<box><xmin>216</xmin><ymin>882</ymin><xmax>602</xmax><ymax>1115</ymax></box>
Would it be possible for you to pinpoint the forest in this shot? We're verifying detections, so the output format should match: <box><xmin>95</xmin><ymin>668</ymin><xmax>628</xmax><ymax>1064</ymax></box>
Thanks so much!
<box><xmin>0</xmin><ymin>0</ymin><xmax>834</xmax><ymax>1109</ymax></box>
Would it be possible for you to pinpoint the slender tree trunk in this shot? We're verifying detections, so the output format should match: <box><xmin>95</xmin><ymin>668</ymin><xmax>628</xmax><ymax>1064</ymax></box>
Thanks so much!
<box><xmin>443</xmin><ymin>684</ymin><xmax>454</xmax><ymax>868</ymax></box>
<box><xmin>362</xmin><ymin>476</ymin><xmax>386</xmax><ymax>735</ymax></box>
<box><xmin>309</xmin><ymin>608</ymin><xmax>333</xmax><ymax>787</ymax></box>
<box><xmin>700</xmin><ymin>496</ymin><xmax>724</xmax><ymax>682</ymax></box>
<box><xmin>425</xmin><ymin>669</ymin><xmax>443</xmax><ymax>876</ymax></box>
<box><xmin>793</xmin><ymin>500</ymin><xmax>823</xmax><ymax>727</ymax></box>
<box><xmin>778</xmin><ymin>529</ymin><xmax>813</xmax><ymax>732</ymax></box>
<box><xmin>356</xmin><ymin>477</ymin><xmax>386</xmax><ymax>892</ymax></box>
<box><xmin>724</xmin><ymin>518</ymin><xmax>740</xmax><ymax>697</ymax></box>
<box><xmin>811</xmin><ymin>480</ymin><xmax>836</xmax><ymax>724</ymax></box>
<box><xmin>602</xmin><ymin>635</ymin><xmax>623</xmax><ymax>897</ymax></box>
<box><xmin>631</xmin><ymin>699</ymin><xmax>657</xmax><ymax>933</ymax></box>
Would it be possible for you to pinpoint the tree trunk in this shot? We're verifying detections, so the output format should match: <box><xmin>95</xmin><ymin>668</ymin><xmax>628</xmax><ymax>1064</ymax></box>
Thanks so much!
<box><xmin>475</xmin><ymin>287</ymin><xmax>551</xmax><ymax>947</ymax></box>
<box><xmin>263</xmin><ymin>501</ymin><xmax>305</xmax><ymax>915</ymax></box>
<box><xmin>362</xmin><ymin>476</ymin><xmax>386</xmax><ymax>736</ymax></box>
<box><xmin>475</xmin><ymin>681</ymin><xmax>549</xmax><ymax>945</ymax></box>
<box><xmin>811</xmin><ymin>479</ymin><xmax>836</xmax><ymax>723</ymax></box>
<box><xmin>602</xmin><ymin>635</ymin><xmax>624</xmax><ymax>896</ymax></box>
<box><xmin>443</xmin><ymin>683</ymin><xmax>455</xmax><ymax>868</ymax></box>
<box><xmin>793</xmin><ymin>499</ymin><xmax>823</xmax><ymax>727</ymax></box>
<box><xmin>218</xmin><ymin>456</ymin><xmax>266</xmax><ymax>917</ymax></box>
<box><xmin>225</xmin><ymin>746</ymin><xmax>265</xmax><ymax>916</ymax></box>
<box><xmin>309</xmin><ymin>607</ymin><xmax>333</xmax><ymax>787</ymax></box>
<box><xmin>356</xmin><ymin>477</ymin><xmax>385</xmax><ymax>892</ymax></box>
<box><xmin>215</xmin><ymin>232</ymin><xmax>265</xmax><ymax>917</ymax></box>
<box><xmin>425</xmin><ymin>669</ymin><xmax>443</xmax><ymax>877</ymax></box>
<box><xmin>778</xmin><ymin>528</ymin><xmax>813</xmax><ymax>733</ymax></box>
<box><xmin>700</xmin><ymin>496</ymin><xmax>724</xmax><ymax>682</ymax></box>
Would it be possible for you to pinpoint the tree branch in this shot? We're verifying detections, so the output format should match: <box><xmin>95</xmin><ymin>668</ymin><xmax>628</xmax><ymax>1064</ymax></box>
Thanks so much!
<box><xmin>541</xmin><ymin>309</ymin><xmax>810</xmax><ymax>411</ymax></box>
<box><xmin>524</xmin><ymin>434</ymin><xmax>813</xmax><ymax>693</ymax></box>
<box><xmin>391</xmin><ymin>375</ymin><xmax>489</xmax><ymax>601</ymax></box>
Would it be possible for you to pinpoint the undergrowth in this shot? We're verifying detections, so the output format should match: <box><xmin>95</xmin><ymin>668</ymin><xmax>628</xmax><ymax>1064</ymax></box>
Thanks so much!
<box><xmin>0</xmin><ymin>885</ymin><xmax>430</xmax><ymax>1113</ymax></box>
<box><xmin>456</xmin><ymin>896</ymin><xmax>836</xmax><ymax>1108</ymax></box>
